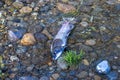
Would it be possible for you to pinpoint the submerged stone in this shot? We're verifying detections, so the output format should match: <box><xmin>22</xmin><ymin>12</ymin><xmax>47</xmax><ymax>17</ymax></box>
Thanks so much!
<box><xmin>96</xmin><ymin>60</ymin><xmax>111</xmax><ymax>74</ymax></box>
<box><xmin>8</xmin><ymin>27</ymin><xmax>26</xmax><ymax>42</ymax></box>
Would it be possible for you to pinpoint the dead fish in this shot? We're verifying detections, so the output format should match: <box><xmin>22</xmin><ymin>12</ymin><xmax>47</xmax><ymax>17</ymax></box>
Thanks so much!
<box><xmin>51</xmin><ymin>18</ymin><xmax>75</xmax><ymax>60</ymax></box>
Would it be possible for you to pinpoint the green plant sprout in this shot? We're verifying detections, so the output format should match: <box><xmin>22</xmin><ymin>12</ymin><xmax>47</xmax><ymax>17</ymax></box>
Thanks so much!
<box><xmin>63</xmin><ymin>50</ymin><xmax>85</xmax><ymax>66</ymax></box>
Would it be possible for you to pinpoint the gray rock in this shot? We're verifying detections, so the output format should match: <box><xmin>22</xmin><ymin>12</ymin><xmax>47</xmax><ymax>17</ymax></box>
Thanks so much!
<box><xmin>107</xmin><ymin>71</ymin><xmax>118</xmax><ymax>80</ymax></box>
<box><xmin>85</xmin><ymin>39</ymin><xmax>96</xmax><ymax>46</ymax></box>
<box><xmin>80</xmin><ymin>21</ymin><xmax>89</xmax><ymax>27</ymax></box>
<box><xmin>115</xmin><ymin>3</ymin><xmax>120</xmax><ymax>11</ymax></box>
<box><xmin>19</xmin><ymin>76</ymin><xmax>38</xmax><ymax>80</ymax></box>
<box><xmin>76</xmin><ymin>71</ymin><xmax>88</xmax><ymax>78</ymax></box>
<box><xmin>40</xmin><ymin>76</ymin><xmax>49</xmax><ymax>80</ymax></box>
<box><xmin>94</xmin><ymin>75</ymin><xmax>101</xmax><ymax>80</ymax></box>
<box><xmin>16</xmin><ymin>45</ymin><xmax>27</xmax><ymax>54</ymax></box>
<box><xmin>34</xmin><ymin>33</ymin><xmax>48</xmax><ymax>43</ymax></box>
<box><xmin>51</xmin><ymin>73</ymin><xmax>59</xmax><ymax>80</ymax></box>
<box><xmin>26</xmin><ymin>65</ymin><xmax>34</xmax><ymax>72</ymax></box>
<box><xmin>57</xmin><ymin>57</ymin><xmax>68</xmax><ymax>70</ymax></box>
<box><xmin>96</xmin><ymin>60</ymin><xmax>111</xmax><ymax>74</ymax></box>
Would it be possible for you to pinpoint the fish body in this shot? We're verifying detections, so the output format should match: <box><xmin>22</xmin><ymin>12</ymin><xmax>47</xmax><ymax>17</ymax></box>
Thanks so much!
<box><xmin>51</xmin><ymin>20</ymin><xmax>74</xmax><ymax>60</ymax></box>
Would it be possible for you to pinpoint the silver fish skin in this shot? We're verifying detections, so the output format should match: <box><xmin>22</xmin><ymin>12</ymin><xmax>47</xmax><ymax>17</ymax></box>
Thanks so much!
<box><xmin>51</xmin><ymin>20</ymin><xmax>75</xmax><ymax>60</ymax></box>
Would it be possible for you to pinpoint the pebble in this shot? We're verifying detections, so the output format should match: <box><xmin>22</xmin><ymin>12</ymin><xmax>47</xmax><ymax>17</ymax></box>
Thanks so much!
<box><xmin>69</xmin><ymin>70</ymin><xmax>76</xmax><ymax>76</ymax></box>
<box><xmin>115</xmin><ymin>3</ymin><xmax>120</xmax><ymax>11</ymax></box>
<box><xmin>76</xmin><ymin>71</ymin><xmax>88</xmax><ymax>78</ymax></box>
<box><xmin>20</xmin><ymin>6</ymin><xmax>32</xmax><ymax>14</ymax></box>
<box><xmin>94</xmin><ymin>75</ymin><xmax>101</xmax><ymax>80</ymax></box>
<box><xmin>8</xmin><ymin>27</ymin><xmax>26</xmax><ymax>42</ymax></box>
<box><xmin>21</xmin><ymin>33</ymin><xmax>36</xmax><ymax>46</ymax></box>
<box><xmin>16</xmin><ymin>45</ymin><xmax>27</xmax><ymax>54</ymax></box>
<box><xmin>12</xmin><ymin>1</ymin><xmax>24</xmax><ymax>9</ymax></box>
<box><xmin>40</xmin><ymin>76</ymin><xmax>49</xmax><ymax>80</ymax></box>
<box><xmin>57</xmin><ymin>3</ymin><xmax>76</xmax><ymax>13</ymax></box>
<box><xmin>34</xmin><ymin>33</ymin><xmax>48</xmax><ymax>43</ymax></box>
<box><xmin>42</xmin><ymin>29</ymin><xmax>53</xmax><ymax>39</ymax></box>
<box><xmin>80</xmin><ymin>21</ymin><xmax>89</xmax><ymax>27</ymax></box>
<box><xmin>96</xmin><ymin>60</ymin><xmax>111</xmax><ymax>74</ymax></box>
<box><xmin>0</xmin><ymin>45</ymin><xmax>5</xmax><ymax>54</ymax></box>
<box><xmin>26</xmin><ymin>65</ymin><xmax>34</xmax><ymax>72</ymax></box>
<box><xmin>60</xmin><ymin>72</ymin><xmax>67</xmax><ymax>77</ymax></box>
<box><xmin>85</xmin><ymin>39</ymin><xmax>96</xmax><ymax>46</ymax></box>
<box><xmin>57</xmin><ymin>57</ymin><xmax>68</xmax><ymax>70</ymax></box>
<box><xmin>0</xmin><ymin>1</ymin><xmax>3</xmax><ymax>7</ymax></box>
<box><xmin>117</xmin><ymin>45</ymin><xmax>120</xmax><ymax>48</ymax></box>
<box><xmin>10</xmin><ymin>56</ymin><xmax>19</xmax><ymax>62</ymax></box>
<box><xmin>51</xmin><ymin>73</ymin><xmax>59</xmax><ymax>80</ymax></box>
<box><xmin>82</xmin><ymin>59</ymin><xmax>89</xmax><ymax>66</ymax></box>
<box><xmin>107</xmin><ymin>71</ymin><xmax>118</xmax><ymax>80</ymax></box>
<box><xmin>19</xmin><ymin>76</ymin><xmax>38</xmax><ymax>80</ymax></box>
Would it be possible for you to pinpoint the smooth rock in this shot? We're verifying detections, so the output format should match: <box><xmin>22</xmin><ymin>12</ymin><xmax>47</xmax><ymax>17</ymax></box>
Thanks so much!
<box><xmin>16</xmin><ymin>45</ymin><xmax>27</xmax><ymax>54</ymax></box>
<box><xmin>21</xmin><ymin>33</ymin><xmax>36</xmax><ymax>46</ymax></box>
<box><xmin>82</xmin><ymin>59</ymin><xmax>89</xmax><ymax>66</ymax></box>
<box><xmin>107</xmin><ymin>71</ymin><xmax>118</xmax><ymax>80</ymax></box>
<box><xmin>76</xmin><ymin>71</ymin><xmax>88</xmax><ymax>78</ymax></box>
<box><xmin>10</xmin><ymin>56</ymin><xmax>19</xmax><ymax>62</ymax></box>
<box><xmin>94</xmin><ymin>75</ymin><xmax>101</xmax><ymax>80</ymax></box>
<box><xmin>96</xmin><ymin>60</ymin><xmax>111</xmax><ymax>74</ymax></box>
<box><xmin>20</xmin><ymin>6</ymin><xmax>32</xmax><ymax>14</ymax></box>
<box><xmin>40</xmin><ymin>76</ymin><xmax>49</xmax><ymax>80</ymax></box>
<box><xmin>57</xmin><ymin>57</ymin><xmax>68</xmax><ymax>70</ymax></box>
<box><xmin>19</xmin><ymin>76</ymin><xmax>38</xmax><ymax>80</ymax></box>
<box><xmin>51</xmin><ymin>73</ymin><xmax>59</xmax><ymax>80</ymax></box>
<box><xmin>85</xmin><ymin>39</ymin><xmax>96</xmax><ymax>46</ymax></box>
<box><xmin>34</xmin><ymin>33</ymin><xmax>48</xmax><ymax>43</ymax></box>
<box><xmin>80</xmin><ymin>21</ymin><xmax>89</xmax><ymax>27</ymax></box>
<box><xmin>12</xmin><ymin>1</ymin><xmax>23</xmax><ymax>9</ymax></box>
<box><xmin>57</xmin><ymin>3</ymin><xmax>76</xmax><ymax>13</ymax></box>
<box><xmin>26</xmin><ymin>65</ymin><xmax>34</xmax><ymax>72</ymax></box>
<box><xmin>69</xmin><ymin>70</ymin><xmax>76</xmax><ymax>76</ymax></box>
<box><xmin>115</xmin><ymin>3</ymin><xmax>120</xmax><ymax>11</ymax></box>
<box><xmin>60</xmin><ymin>72</ymin><xmax>67</xmax><ymax>77</ymax></box>
<box><xmin>8</xmin><ymin>27</ymin><xmax>26</xmax><ymax>42</ymax></box>
<box><xmin>42</xmin><ymin>29</ymin><xmax>53</xmax><ymax>39</ymax></box>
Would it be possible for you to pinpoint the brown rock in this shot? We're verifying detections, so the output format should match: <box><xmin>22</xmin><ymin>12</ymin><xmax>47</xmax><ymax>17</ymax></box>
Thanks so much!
<box><xmin>20</xmin><ymin>33</ymin><xmax>36</xmax><ymax>46</ymax></box>
<box><xmin>20</xmin><ymin>6</ymin><xmax>32</xmax><ymax>14</ymax></box>
<box><xmin>85</xmin><ymin>39</ymin><xmax>96</xmax><ymax>46</ymax></box>
<box><xmin>94</xmin><ymin>75</ymin><xmax>101</xmax><ymax>80</ymax></box>
<box><xmin>12</xmin><ymin>1</ymin><xmax>23</xmax><ymax>9</ymax></box>
<box><xmin>57</xmin><ymin>3</ymin><xmax>76</xmax><ymax>13</ymax></box>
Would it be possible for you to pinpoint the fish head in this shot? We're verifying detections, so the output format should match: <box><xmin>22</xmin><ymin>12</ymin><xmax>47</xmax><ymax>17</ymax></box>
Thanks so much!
<box><xmin>51</xmin><ymin>46</ymin><xmax>65</xmax><ymax>60</ymax></box>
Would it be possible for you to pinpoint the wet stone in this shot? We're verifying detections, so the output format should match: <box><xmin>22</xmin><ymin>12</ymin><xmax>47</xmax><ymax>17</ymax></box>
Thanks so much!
<box><xmin>60</xmin><ymin>71</ymin><xmax>67</xmax><ymax>77</ymax></box>
<box><xmin>16</xmin><ymin>45</ymin><xmax>27</xmax><ymax>54</ymax></box>
<box><xmin>96</xmin><ymin>60</ymin><xmax>111</xmax><ymax>74</ymax></box>
<box><xmin>34</xmin><ymin>33</ymin><xmax>48</xmax><ymax>43</ymax></box>
<box><xmin>51</xmin><ymin>73</ymin><xmax>59</xmax><ymax>80</ymax></box>
<box><xmin>0</xmin><ymin>1</ymin><xmax>4</xmax><ymax>7</ymax></box>
<box><xmin>115</xmin><ymin>4</ymin><xmax>120</xmax><ymax>11</ymax></box>
<box><xmin>0</xmin><ymin>45</ymin><xmax>5</xmax><ymax>54</ymax></box>
<box><xmin>107</xmin><ymin>71</ymin><xmax>118</xmax><ymax>80</ymax></box>
<box><xmin>19</xmin><ymin>76</ymin><xmax>38</xmax><ymax>80</ymax></box>
<box><xmin>80</xmin><ymin>21</ymin><xmax>89</xmax><ymax>27</ymax></box>
<box><xmin>8</xmin><ymin>27</ymin><xmax>26</xmax><ymax>42</ymax></box>
<box><xmin>76</xmin><ymin>71</ymin><xmax>88</xmax><ymax>79</ymax></box>
<box><xmin>40</xmin><ymin>76</ymin><xmax>49</xmax><ymax>80</ymax></box>
<box><xmin>12</xmin><ymin>1</ymin><xmax>24</xmax><ymax>9</ymax></box>
<box><xmin>94</xmin><ymin>75</ymin><xmax>101</xmax><ymax>80</ymax></box>
<box><xmin>57</xmin><ymin>3</ymin><xmax>76</xmax><ymax>13</ymax></box>
<box><xmin>85</xmin><ymin>39</ymin><xmax>96</xmax><ymax>46</ymax></box>
<box><xmin>20</xmin><ymin>33</ymin><xmax>36</xmax><ymax>46</ymax></box>
<box><xmin>20</xmin><ymin>6</ymin><xmax>32</xmax><ymax>14</ymax></box>
<box><xmin>57</xmin><ymin>57</ymin><xmax>68</xmax><ymax>70</ymax></box>
<box><xmin>69</xmin><ymin>70</ymin><xmax>76</xmax><ymax>76</ymax></box>
<box><xmin>28</xmin><ymin>23</ymin><xmax>43</xmax><ymax>33</ymax></box>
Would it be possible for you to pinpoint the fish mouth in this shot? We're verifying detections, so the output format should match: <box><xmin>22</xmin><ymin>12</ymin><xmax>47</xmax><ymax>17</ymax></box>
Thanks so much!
<box><xmin>52</xmin><ymin>51</ymin><xmax>63</xmax><ymax>60</ymax></box>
